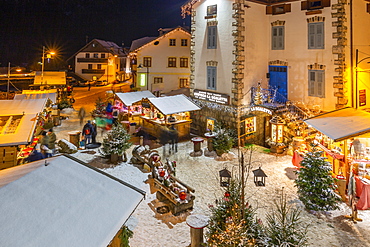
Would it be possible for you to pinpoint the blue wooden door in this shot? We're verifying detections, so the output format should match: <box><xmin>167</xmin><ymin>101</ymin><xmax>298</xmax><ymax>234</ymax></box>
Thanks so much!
<box><xmin>269</xmin><ymin>65</ymin><xmax>288</xmax><ymax>102</ymax></box>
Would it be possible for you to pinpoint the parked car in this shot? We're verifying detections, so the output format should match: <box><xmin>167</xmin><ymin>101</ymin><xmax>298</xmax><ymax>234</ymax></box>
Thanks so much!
<box><xmin>95</xmin><ymin>80</ymin><xmax>108</xmax><ymax>86</ymax></box>
<box><xmin>78</xmin><ymin>80</ymin><xmax>95</xmax><ymax>87</ymax></box>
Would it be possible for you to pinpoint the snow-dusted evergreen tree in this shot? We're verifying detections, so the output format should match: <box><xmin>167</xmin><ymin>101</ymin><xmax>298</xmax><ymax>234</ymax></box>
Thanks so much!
<box><xmin>295</xmin><ymin>150</ymin><xmax>340</xmax><ymax>211</ymax></box>
<box><xmin>100</xmin><ymin>123</ymin><xmax>132</xmax><ymax>162</ymax></box>
<box><xmin>207</xmin><ymin>180</ymin><xmax>263</xmax><ymax>246</ymax></box>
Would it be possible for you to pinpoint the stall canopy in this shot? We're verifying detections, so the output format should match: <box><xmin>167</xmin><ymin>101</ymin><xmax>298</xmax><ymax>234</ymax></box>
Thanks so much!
<box><xmin>0</xmin><ymin>155</ymin><xmax>145</xmax><ymax>247</ymax></box>
<box><xmin>115</xmin><ymin>90</ymin><xmax>156</xmax><ymax>106</ymax></box>
<box><xmin>0</xmin><ymin>99</ymin><xmax>47</xmax><ymax>146</ymax></box>
<box><xmin>14</xmin><ymin>92</ymin><xmax>57</xmax><ymax>103</ymax></box>
<box><xmin>33</xmin><ymin>71</ymin><xmax>66</xmax><ymax>85</ymax></box>
<box><xmin>147</xmin><ymin>94</ymin><xmax>201</xmax><ymax>115</ymax></box>
<box><xmin>304</xmin><ymin>107</ymin><xmax>370</xmax><ymax>142</ymax></box>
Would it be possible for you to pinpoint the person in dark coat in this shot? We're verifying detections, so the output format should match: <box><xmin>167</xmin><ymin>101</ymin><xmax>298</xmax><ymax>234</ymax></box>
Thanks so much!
<box><xmin>91</xmin><ymin>120</ymin><xmax>98</xmax><ymax>143</ymax></box>
<box><xmin>48</xmin><ymin>128</ymin><xmax>57</xmax><ymax>156</ymax></box>
<box><xmin>25</xmin><ymin>149</ymin><xmax>44</xmax><ymax>162</ymax></box>
<box><xmin>168</xmin><ymin>125</ymin><xmax>179</xmax><ymax>153</ymax></box>
<box><xmin>82</xmin><ymin>120</ymin><xmax>93</xmax><ymax>145</ymax></box>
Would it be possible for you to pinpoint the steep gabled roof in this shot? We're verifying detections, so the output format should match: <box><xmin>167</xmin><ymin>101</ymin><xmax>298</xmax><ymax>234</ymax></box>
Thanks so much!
<box><xmin>67</xmin><ymin>39</ymin><xmax>124</xmax><ymax>62</ymax></box>
<box><xmin>129</xmin><ymin>26</ymin><xmax>191</xmax><ymax>53</ymax></box>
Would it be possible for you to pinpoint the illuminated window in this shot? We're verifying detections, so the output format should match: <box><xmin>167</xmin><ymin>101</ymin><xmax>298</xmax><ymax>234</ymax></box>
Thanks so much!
<box><xmin>169</xmin><ymin>39</ymin><xmax>176</xmax><ymax>46</ymax></box>
<box><xmin>143</xmin><ymin>57</ymin><xmax>152</xmax><ymax>67</ymax></box>
<box><xmin>168</xmin><ymin>57</ymin><xmax>177</xmax><ymax>67</ymax></box>
<box><xmin>207</xmin><ymin>5</ymin><xmax>217</xmax><ymax>16</ymax></box>
<box><xmin>154</xmin><ymin>77</ymin><xmax>163</xmax><ymax>84</ymax></box>
<box><xmin>180</xmin><ymin>58</ymin><xmax>188</xmax><ymax>68</ymax></box>
<box><xmin>181</xmin><ymin>39</ymin><xmax>188</xmax><ymax>46</ymax></box>
<box><xmin>308</xmin><ymin>70</ymin><xmax>325</xmax><ymax>97</ymax></box>
<box><xmin>179</xmin><ymin>78</ymin><xmax>189</xmax><ymax>88</ymax></box>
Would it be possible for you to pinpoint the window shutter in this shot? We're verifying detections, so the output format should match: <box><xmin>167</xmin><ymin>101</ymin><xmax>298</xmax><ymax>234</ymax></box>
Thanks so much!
<box><xmin>317</xmin><ymin>71</ymin><xmax>324</xmax><ymax>97</ymax></box>
<box><xmin>284</xmin><ymin>4</ymin><xmax>291</xmax><ymax>12</ymax></box>
<box><xmin>272</xmin><ymin>27</ymin><xmax>277</xmax><ymax>49</ymax></box>
<box><xmin>212</xmin><ymin>67</ymin><xmax>217</xmax><ymax>89</ymax></box>
<box><xmin>308</xmin><ymin>71</ymin><xmax>315</xmax><ymax>96</ymax></box>
<box><xmin>279</xmin><ymin>27</ymin><xmax>284</xmax><ymax>49</ymax></box>
<box><xmin>207</xmin><ymin>26</ymin><xmax>217</xmax><ymax>49</ymax></box>
<box><xmin>266</xmin><ymin>6</ymin><xmax>272</xmax><ymax>15</ymax></box>
<box><xmin>316</xmin><ymin>22</ymin><xmax>324</xmax><ymax>49</ymax></box>
<box><xmin>322</xmin><ymin>0</ymin><xmax>331</xmax><ymax>8</ymax></box>
<box><xmin>212</xmin><ymin>27</ymin><xmax>217</xmax><ymax>49</ymax></box>
<box><xmin>301</xmin><ymin>1</ymin><xmax>307</xmax><ymax>10</ymax></box>
<box><xmin>308</xmin><ymin>24</ymin><xmax>315</xmax><ymax>49</ymax></box>
<box><xmin>207</xmin><ymin>67</ymin><xmax>212</xmax><ymax>88</ymax></box>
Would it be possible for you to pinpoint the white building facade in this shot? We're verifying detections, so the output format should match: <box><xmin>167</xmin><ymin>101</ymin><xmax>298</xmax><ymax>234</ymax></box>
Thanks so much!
<box><xmin>129</xmin><ymin>27</ymin><xmax>191</xmax><ymax>94</ymax></box>
<box><xmin>182</xmin><ymin>0</ymin><xmax>370</xmax><ymax>143</ymax></box>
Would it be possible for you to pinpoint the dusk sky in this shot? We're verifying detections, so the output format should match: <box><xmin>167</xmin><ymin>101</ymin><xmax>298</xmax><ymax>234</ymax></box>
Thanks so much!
<box><xmin>0</xmin><ymin>0</ymin><xmax>190</xmax><ymax>67</ymax></box>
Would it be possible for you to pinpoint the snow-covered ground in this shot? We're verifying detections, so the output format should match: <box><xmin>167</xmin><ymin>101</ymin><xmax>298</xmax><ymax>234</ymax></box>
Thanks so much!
<box><xmin>56</xmin><ymin>109</ymin><xmax>370</xmax><ymax>247</ymax></box>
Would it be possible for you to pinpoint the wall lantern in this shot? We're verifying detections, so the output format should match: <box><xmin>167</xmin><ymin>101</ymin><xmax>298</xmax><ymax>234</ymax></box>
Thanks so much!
<box><xmin>219</xmin><ymin>168</ymin><xmax>232</xmax><ymax>187</ymax></box>
<box><xmin>252</xmin><ymin>167</ymin><xmax>267</xmax><ymax>186</ymax></box>
<box><xmin>269</xmin><ymin>115</ymin><xmax>286</xmax><ymax>143</ymax></box>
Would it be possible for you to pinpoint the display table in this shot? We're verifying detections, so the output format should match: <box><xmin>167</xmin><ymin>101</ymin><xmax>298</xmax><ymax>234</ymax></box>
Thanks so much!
<box><xmin>204</xmin><ymin>132</ymin><xmax>217</xmax><ymax>152</ymax></box>
<box><xmin>355</xmin><ymin>176</ymin><xmax>370</xmax><ymax>210</ymax></box>
<box><xmin>191</xmin><ymin>137</ymin><xmax>204</xmax><ymax>152</ymax></box>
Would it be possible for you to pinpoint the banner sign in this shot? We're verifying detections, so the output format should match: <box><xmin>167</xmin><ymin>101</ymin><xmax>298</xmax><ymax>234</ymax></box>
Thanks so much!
<box><xmin>193</xmin><ymin>89</ymin><xmax>230</xmax><ymax>105</ymax></box>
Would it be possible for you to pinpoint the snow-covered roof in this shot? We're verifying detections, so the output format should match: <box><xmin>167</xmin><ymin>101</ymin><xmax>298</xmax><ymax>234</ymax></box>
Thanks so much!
<box><xmin>304</xmin><ymin>107</ymin><xmax>370</xmax><ymax>142</ymax></box>
<box><xmin>115</xmin><ymin>90</ymin><xmax>156</xmax><ymax>106</ymax></box>
<box><xmin>33</xmin><ymin>71</ymin><xmax>66</xmax><ymax>85</ymax></box>
<box><xmin>0</xmin><ymin>99</ymin><xmax>47</xmax><ymax>146</ymax></box>
<box><xmin>14</xmin><ymin>93</ymin><xmax>57</xmax><ymax>103</ymax></box>
<box><xmin>129</xmin><ymin>37</ymin><xmax>157</xmax><ymax>52</ymax></box>
<box><xmin>0</xmin><ymin>155</ymin><xmax>145</xmax><ymax>247</ymax></box>
<box><xmin>147</xmin><ymin>94</ymin><xmax>201</xmax><ymax>115</ymax></box>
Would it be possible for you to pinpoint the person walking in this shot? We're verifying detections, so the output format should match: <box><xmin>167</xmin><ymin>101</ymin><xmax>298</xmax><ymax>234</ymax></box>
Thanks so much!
<box><xmin>88</xmin><ymin>81</ymin><xmax>91</xmax><ymax>91</ymax></box>
<box><xmin>78</xmin><ymin>107</ymin><xmax>86</xmax><ymax>126</ymax></box>
<box><xmin>48</xmin><ymin>128</ymin><xmax>57</xmax><ymax>156</ymax></box>
<box><xmin>91</xmin><ymin>120</ymin><xmax>98</xmax><ymax>144</ymax></box>
<box><xmin>40</xmin><ymin>131</ymin><xmax>51</xmax><ymax>158</ymax></box>
<box><xmin>82</xmin><ymin>120</ymin><xmax>93</xmax><ymax>145</ymax></box>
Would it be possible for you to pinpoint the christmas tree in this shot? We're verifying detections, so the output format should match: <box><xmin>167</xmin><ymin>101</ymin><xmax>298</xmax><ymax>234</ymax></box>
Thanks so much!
<box><xmin>207</xmin><ymin>180</ymin><xmax>263</xmax><ymax>246</ymax></box>
<box><xmin>295</xmin><ymin>150</ymin><xmax>340</xmax><ymax>211</ymax></box>
<box><xmin>91</xmin><ymin>97</ymin><xmax>106</xmax><ymax>117</ymax></box>
<box><xmin>100</xmin><ymin>123</ymin><xmax>132</xmax><ymax>162</ymax></box>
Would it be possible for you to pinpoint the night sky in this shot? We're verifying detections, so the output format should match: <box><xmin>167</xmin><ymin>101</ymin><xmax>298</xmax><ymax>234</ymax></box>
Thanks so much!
<box><xmin>0</xmin><ymin>0</ymin><xmax>190</xmax><ymax>68</ymax></box>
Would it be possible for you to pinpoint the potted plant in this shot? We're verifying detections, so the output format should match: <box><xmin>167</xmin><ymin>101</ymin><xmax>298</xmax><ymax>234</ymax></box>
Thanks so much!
<box><xmin>100</xmin><ymin>123</ymin><xmax>132</xmax><ymax>163</ymax></box>
<box><xmin>212</xmin><ymin>124</ymin><xmax>235</xmax><ymax>156</ymax></box>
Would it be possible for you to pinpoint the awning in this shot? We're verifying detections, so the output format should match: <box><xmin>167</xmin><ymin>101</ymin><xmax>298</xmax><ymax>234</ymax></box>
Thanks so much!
<box><xmin>33</xmin><ymin>71</ymin><xmax>66</xmax><ymax>85</ymax></box>
<box><xmin>147</xmin><ymin>94</ymin><xmax>200</xmax><ymax>115</ymax></box>
<box><xmin>304</xmin><ymin>107</ymin><xmax>370</xmax><ymax>142</ymax></box>
<box><xmin>115</xmin><ymin>91</ymin><xmax>156</xmax><ymax>106</ymax></box>
<box><xmin>14</xmin><ymin>93</ymin><xmax>57</xmax><ymax>103</ymax></box>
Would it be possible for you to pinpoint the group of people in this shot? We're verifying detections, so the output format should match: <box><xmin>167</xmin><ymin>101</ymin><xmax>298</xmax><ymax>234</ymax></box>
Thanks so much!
<box><xmin>25</xmin><ymin>129</ymin><xmax>57</xmax><ymax>163</ymax></box>
<box><xmin>82</xmin><ymin>120</ymin><xmax>97</xmax><ymax>145</ymax></box>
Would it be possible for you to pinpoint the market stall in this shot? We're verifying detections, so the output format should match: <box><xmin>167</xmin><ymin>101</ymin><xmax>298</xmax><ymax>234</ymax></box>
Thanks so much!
<box><xmin>304</xmin><ymin>107</ymin><xmax>370</xmax><ymax>204</ymax></box>
<box><xmin>0</xmin><ymin>98</ymin><xmax>48</xmax><ymax>169</ymax></box>
<box><xmin>140</xmin><ymin>94</ymin><xmax>201</xmax><ymax>141</ymax></box>
<box><xmin>114</xmin><ymin>91</ymin><xmax>156</xmax><ymax>124</ymax></box>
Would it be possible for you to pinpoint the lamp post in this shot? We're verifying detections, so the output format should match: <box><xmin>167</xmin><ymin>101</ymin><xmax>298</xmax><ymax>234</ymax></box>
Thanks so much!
<box><xmin>41</xmin><ymin>46</ymin><xmax>55</xmax><ymax>86</ymax></box>
<box><xmin>7</xmin><ymin>62</ymin><xmax>21</xmax><ymax>99</ymax></box>
<box><xmin>138</xmin><ymin>63</ymin><xmax>149</xmax><ymax>91</ymax></box>
<box><xmin>355</xmin><ymin>49</ymin><xmax>370</xmax><ymax>109</ymax></box>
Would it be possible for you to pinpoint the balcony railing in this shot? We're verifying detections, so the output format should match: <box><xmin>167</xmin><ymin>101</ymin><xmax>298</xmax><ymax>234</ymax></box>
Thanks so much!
<box><xmin>77</xmin><ymin>58</ymin><xmax>108</xmax><ymax>63</ymax></box>
<box><xmin>81</xmin><ymin>69</ymin><xmax>105</xmax><ymax>74</ymax></box>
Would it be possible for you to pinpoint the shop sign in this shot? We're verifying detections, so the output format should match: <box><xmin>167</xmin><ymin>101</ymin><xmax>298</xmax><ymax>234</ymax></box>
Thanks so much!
<box><xmin>193</xmin><ymin>89</ymin><xmax>230</xmax><ymax>105</ymax></box>
<box><xmin>359</xmin><ymin>89</ymin><xmax>366</xmax><ymax>107</ymax></box>
<box><xmin>250</xmin><ymin>106</ymin><xmax>273</xmax><ymax>115</ymax></box>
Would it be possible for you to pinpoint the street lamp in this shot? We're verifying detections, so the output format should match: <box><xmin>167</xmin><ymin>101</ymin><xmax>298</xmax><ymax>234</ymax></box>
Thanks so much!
<box><xmin>41</xmin><ymin>46</ymin><xmax>55</xmax><ymax>86</ymax></box>
<box><xmin>7</xmin><ymin>62</ymin><xmax>22</xmax><ymax>99</ymax></box>
<box><xmin>137</xmin><ymin>63</ymin><xmax>149</xmax><ymax>91</ymax></box>
<box><xmin>355</xmin><ymin>49</ymin><xmax>370</xmax><ymax>108</ymax></box>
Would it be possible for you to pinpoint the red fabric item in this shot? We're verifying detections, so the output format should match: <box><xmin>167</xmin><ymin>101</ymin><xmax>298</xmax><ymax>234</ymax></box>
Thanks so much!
<box><xmin>355</xmin><ymin>176</ymin><xmax>370</xmax><ymax>210</ymax></box>
<box><xmin>292</xmin><ymin>151</ymin><xmax>304</xmax><ymax>168</ymax></box>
